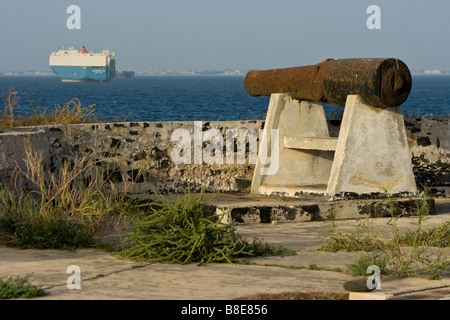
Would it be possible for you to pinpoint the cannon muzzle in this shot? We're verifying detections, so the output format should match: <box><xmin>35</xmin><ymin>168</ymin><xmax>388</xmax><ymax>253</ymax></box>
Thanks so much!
<box><xmin>243</xmin><ymin>58</ymin><xmax>412</xmax><ymax>108</ymax></box>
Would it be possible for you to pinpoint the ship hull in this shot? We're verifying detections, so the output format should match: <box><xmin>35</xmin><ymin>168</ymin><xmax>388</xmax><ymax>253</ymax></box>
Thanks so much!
<box><xmin>49</xmin><ymin>47</ymin><xmax>116</xmax><ymax>82</ymax></box>
<box><xmin>51</xmin><ymin>65</ymin><xmax>115</xmax><ymax>82</ymax></box>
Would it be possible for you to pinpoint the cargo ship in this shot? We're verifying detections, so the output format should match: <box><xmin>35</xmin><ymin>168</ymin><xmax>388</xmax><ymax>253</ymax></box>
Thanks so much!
<box><xmin>49</xmin><ymin>46</ymin><xmax>115</xmax><ymax>82</ymax></box>
<box><xmin>116</xmin><ymin>70</ymin><xmax>135</xmax><ymax>78</ymax></box>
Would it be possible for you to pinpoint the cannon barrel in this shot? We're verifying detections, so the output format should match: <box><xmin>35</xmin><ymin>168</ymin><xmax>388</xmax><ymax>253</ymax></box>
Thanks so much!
<box><xmin>243</xmin><ymin>58</ymin><xmax>412</xmax><ymax>108</ymax></box>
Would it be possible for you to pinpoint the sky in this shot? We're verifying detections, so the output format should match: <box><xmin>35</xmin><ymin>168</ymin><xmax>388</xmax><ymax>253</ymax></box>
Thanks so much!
<box><xmin>0</xmin><ymin>0</ymin><xmax>449</xmax><ymax>72</ymax></box>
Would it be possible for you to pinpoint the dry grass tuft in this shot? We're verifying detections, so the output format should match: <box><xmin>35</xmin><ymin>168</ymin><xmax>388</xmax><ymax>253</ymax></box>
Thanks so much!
<box><xmin>1</xmin><ymin>88</ymin><xmax>96</xmax><ymax>127</ymax></box>
<box><xmin>0</xmin><ymin>138</ymin><xmax>140</xmax><ymax>249</ymax></box>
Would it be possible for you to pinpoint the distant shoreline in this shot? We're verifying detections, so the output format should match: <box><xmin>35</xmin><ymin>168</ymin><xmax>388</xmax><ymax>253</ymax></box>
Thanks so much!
<box><xmin>1</xmin><ymin>71</ymin><xmax>450</xmax><ymax>77</ymax></box>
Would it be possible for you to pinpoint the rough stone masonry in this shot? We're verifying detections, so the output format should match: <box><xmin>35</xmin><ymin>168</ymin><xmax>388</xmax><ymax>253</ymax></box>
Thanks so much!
<box><xmin>0</xmin><ymin>116</ymin><xmax>448</xmax><ymax>197</ymax></box>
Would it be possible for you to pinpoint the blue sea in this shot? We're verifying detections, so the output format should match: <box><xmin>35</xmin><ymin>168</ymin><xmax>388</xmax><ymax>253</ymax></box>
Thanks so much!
<box><xmin>0</xmin><ymin>75</ymin><xmax>448</xmax><ymax>122</ymax></box>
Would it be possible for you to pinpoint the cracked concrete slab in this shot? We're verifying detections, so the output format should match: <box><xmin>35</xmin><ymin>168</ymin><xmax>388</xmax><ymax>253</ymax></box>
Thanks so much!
<box><xmin>0</xmin><ymin>198</ymin><xmax>448</xmax><ymax>300</ymax></box>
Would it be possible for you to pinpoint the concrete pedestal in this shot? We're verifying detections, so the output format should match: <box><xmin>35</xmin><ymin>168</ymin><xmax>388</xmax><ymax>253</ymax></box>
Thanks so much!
<box><xmin>251</xmin><ymin>94</ymin><xmax>417</xmax><ymax>200</ymax></box>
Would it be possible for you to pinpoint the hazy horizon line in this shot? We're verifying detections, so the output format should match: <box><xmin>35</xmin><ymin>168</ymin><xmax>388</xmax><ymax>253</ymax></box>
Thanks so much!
<box><xmin>1</xmin><ymin>69</ymin><xmax>450</xmax><ymax>76</ymax></box>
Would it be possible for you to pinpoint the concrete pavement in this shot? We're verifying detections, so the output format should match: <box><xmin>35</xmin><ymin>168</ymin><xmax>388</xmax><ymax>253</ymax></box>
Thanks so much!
<box><xmin>0</xmin><ymin>198</ymin><xmax>448</xmax><ymax>300</ymax></box>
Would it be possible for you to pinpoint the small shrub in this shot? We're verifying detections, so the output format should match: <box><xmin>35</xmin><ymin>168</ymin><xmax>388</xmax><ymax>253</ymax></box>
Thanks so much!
<box><xmin>1</xmin><ymin>89</ymin><xmax>96</xmax><ymax>127</ymax></box>
<box><xmin>0</xmin><ymin>196</ymin><xmax>94</xmax><ymax>249</ymax></box>
<box><xmin>0</xmin><ymin>275</ymin><xmax>45</xmax><ymax>299</ymax></box>
<box><xmin>0</xmin><ymin>142</ymin><xmax>136</xmax><ymax>249</ymax></box>
<box><xmin>346</xmin><ymin>253</ymin><xmax>390</xmax><ymax>277</ymax></box>
<box><xmin>243</xmin><ymin>236</ymin><xmax>295</xmax><ymax>257</ymax></box>
<box><xmin>319</xmin><ymin>191</ymin><xmax>449</xmax><ymax>278</ymax></box>
<box><xmin>401</xmin><ymin>222</ymin><xmax>450</xmax><ymax>248</ymax></box>
<box><xmin>119</xmin><ymin>189</ymin><xmax>293</xmax><ymax>264</ymax></box>
<box><xmin>308</xmin><ymin>264</ymin><xmax>319</xmax><ymax>270</ymax></box>
<box><xmin>318</xmin><ymin>219</ymin><xmax>378</xmax><ymax>252</ymax></box>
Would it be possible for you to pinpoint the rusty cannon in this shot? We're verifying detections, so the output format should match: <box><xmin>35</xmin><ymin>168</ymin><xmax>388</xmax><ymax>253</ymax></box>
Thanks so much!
<box><xmin>248</xmin><ymin>57</ymin><xmax>418</xmax><ymax>201</ymax></box>
<box><xmin>243</xmin><ymin>58</ymin><xmax>412</xmax><ymax>109</ymax></box>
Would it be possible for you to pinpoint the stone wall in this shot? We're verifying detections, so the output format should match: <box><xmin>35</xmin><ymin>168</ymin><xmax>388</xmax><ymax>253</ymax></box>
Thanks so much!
<box><xmin>0</xmin><ymin>130</ymin><xmax>50</xmax><ymax>190</ymax></box>
<box><xmin>0</xmin><ymin>116</ymin><xmax>448</xmax><ymax>196</ymax></box>
<box><xmin>404</xmin><ymin>115</ymin><xmax>449</xmax><ymax>196</ymax></box>
<box><xmin>67</xmin><ymin>120</ymin><xmax>262</xmax><ymax>194</ymax></box>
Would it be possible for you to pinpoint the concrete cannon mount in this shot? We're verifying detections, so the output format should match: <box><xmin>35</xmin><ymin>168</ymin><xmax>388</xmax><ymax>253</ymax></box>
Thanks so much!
<box><xmin>251</xmin><ymin>94</ymin><xmax>419</xmax><ymax>200</ymax></box>
<box><xmin>131</xmin><ymin>192</ymin><xmax>436</xmax><ymax>225</ymax></box>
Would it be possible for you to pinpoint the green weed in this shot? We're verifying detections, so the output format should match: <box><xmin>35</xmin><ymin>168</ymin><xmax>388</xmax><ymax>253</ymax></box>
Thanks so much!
<box><xmin>318</xmin><ymin>219</ymin><xmax>378</xmax><ymax>253</ymax></box>
<box><xmin>0</xmin><ymin>141</ymin><xmax>138</xmax><ymax>249</ymax></box>
<box><xmin>346</xmin><ymin>253</ymin><xmax>390</xmax><ymax>277</ymax></box>
<box><xmin>0</xmin><ymin>274</ymin><xmax>45</xmax><ymax>300</ymax></box>
<box><xmin>119</xmin><ymin>189</ymin><xmax>294</xmax><ymax>264</ymax></box>
<box><xmin>319</xmin><ymin>190</ymin><xmax>449</xmax><ymax>278</ymax></box>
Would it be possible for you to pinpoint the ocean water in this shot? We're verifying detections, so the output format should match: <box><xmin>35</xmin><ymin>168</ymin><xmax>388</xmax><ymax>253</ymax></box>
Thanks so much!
<box><xmin>0</xmin><ymin>75</ymin><xmax>448</xmax><ymax>122</ymax></box>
